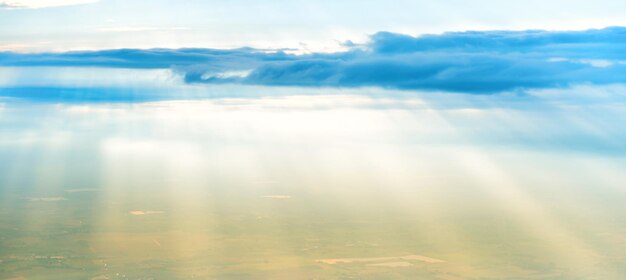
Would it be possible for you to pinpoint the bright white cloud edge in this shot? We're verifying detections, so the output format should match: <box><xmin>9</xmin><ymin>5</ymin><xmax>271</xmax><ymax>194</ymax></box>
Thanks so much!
<box><xmin>0</xmin><ymin>0</ymin><xmax>97</xmax><ymax>9</ymax></box>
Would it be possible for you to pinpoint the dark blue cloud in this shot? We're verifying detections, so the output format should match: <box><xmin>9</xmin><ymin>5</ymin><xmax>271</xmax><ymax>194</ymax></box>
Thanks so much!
<box><xmin>0</xmin><ymin>48</ymin><xmax>291</xmax><ymax>69</ymax></box>
<box><xmin>2</xmin><ymin>27</ymin><xmax>626</xmax><ymax>93</ymax></box>
<box><xmin>369</xmin><ymin>27</ymin><xmax>626</xmax><ymax>57</ymax></box>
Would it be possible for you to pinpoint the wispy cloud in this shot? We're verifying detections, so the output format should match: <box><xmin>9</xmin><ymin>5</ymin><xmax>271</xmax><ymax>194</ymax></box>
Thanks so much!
<box><xmin>0</xmin><ymin>0</ymin><xmax>97</xmax><ymax>9</ymax></box>
<box><xmin>0</xmin><ymin>43</ymin><xmax>34</xmax><ymax>51</ymax></box>
<box><xmin>0</xmin><ymin>42</ymin><xmax>50</xmax><ymax>52</ymax></box>
<box><xmin>2</xmin><ymin>27</ymin><xmax>626</xmax><ymax>93</ymax></box>
<box><xmin>96</xmin><ymin>27</ymin><xmax>189</xmax><ymax>33</ymax></box>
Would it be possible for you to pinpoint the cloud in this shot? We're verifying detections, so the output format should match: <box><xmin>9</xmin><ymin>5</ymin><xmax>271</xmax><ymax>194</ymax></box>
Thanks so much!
<box><xmin>96</xmin><ymin>27</ymin><xmax>189</xmax><ymax>33</ymax></box>
<box><xmin>0</xmin><ymin>2</ymin><xmax>22</xmax><ymax>8</ymax></box>
<box><xmin>0</xmin><ymin>0</ymin><xmax>97</xmax><ymax>9</ymax></box>
<box><xmin>2</xmin><ymin>27</ymin><xmax>626</xmax><ymax>93</ymax></box>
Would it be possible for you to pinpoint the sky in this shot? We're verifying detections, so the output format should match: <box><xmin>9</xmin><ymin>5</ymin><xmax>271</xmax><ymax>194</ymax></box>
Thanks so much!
<box><xmin>2</xmin><ymin>0</ymin><xmax>626</xmax><ymax>52</ymax></box>
<box><xmin>1</xmin><ymin>3</ymin><xmax>626</xmax><ymax>279</ymax></box>
<box><xmin>1</xmin><ymin>0</ymin><xmax>626</xmax><ymax>96</ymax></box>
<box><xmin>2</xmin><ymin>27</ymin><xmax>626</xmax><ymax>95</ymax></box>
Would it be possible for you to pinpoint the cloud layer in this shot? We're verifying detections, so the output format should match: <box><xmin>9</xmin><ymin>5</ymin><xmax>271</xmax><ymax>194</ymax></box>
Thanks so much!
<box><xmin>2</xmin><ymin>27</ymin><xmax>626</xmax><ymax>93</ymax></box>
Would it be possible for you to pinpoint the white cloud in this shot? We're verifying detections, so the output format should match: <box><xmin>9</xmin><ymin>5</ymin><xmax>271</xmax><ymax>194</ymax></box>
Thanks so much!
<box><xmin>548</xmin><ymin>58</ymin><xmax>625</xmax><ymax>68</ymax></box>
<box><xmin>0</xmin><ymin>0</ymin><xmax>97</xmax><ymax>9</ymax></box>
<box><xmin>96</xmin><ymin>26</ymin><xmax>189</xmax><ymax>33</ymax></box>
<box><xmin>0</xmin><ymin>43</ymin><xmax>33</xmax><ymax>51</ymax></box>
<box><xmin>0</xmin><ymin>42</ymin><xmax>49</xmax><ymax>51</ymax></box>
<box><xmin>0</xmin><ymin>67</ymin><xmax>183</xmax><ymax>88</ymax></box>
<box><xmin>96</xmin><ymin>27</ymin><xmax>161</xmax><ymax>33</ymax></box>
<box><xmin>201</xmin><ymin>70</ymin><xmax>252</xmax><ymax>80</ymax></box>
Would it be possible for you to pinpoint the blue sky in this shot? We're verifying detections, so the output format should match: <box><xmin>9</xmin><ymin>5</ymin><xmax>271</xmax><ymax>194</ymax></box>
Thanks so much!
<box><xmin>1</xmin><ymin>0</ymin><xmax>626</xmax><ymax>97</ymax></box>
<box><xmin>2</xmin><ymin>0</ymin><xmax>626</xmax><ymax>51</ymax></box>
<box><xmin>2</xmin><ymin>27</ymin><xmax>626</xmax><ymax>95</ymax></box>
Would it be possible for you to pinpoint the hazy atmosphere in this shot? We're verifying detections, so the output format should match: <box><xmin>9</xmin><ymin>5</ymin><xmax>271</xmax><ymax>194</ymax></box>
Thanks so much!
<box><xmin>1</xmin><ymin>1</ymin><xmax>626</xmax><ymax>279</ymax></box>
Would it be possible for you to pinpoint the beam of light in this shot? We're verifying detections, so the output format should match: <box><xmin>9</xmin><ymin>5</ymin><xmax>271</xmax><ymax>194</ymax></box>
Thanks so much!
<box><xmin>1</xmin><ymin>84</ymin><xmax>625</xmax><ymax>278</ymax></box>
